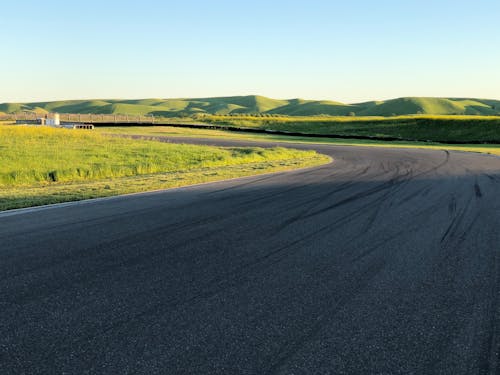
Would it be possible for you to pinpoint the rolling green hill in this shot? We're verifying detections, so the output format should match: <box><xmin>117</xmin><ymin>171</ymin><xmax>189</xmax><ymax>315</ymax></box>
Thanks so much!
<box><xmin>2</xmin><ymin>96</ymin><xmax>500</xmax><ymax>117</ymax></box>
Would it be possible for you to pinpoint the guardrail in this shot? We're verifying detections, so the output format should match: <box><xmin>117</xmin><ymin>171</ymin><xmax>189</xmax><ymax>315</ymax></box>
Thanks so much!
<box><xmin>0</xmin><ymin>113</ymin><xmax>156</xmax><ymax>124</ymax></box>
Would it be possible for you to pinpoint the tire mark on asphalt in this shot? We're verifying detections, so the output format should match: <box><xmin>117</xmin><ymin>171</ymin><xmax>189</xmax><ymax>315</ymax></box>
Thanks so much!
<box><xmin>35</xmin><ymin>175</ymin><xmax>434</xmax><ymax>365</ymax></box>
<box><xmin>276</xmin><ymin>150</ymin><xmax>449</xmax><ymax>230</ymax></box>
<box><xmin>440</xmin><ymin>194</ymin><xmax>474</xmax><ymax>244</ymax></box>
<box><xmin>475</xmin><ymin>181</ymin><xmax>483</xmax><ymax>198</ymax></box>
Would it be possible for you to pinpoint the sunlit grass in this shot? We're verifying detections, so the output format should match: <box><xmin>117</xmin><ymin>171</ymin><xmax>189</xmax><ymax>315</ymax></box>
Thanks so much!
<box><xmin>199</xmin><ymin>114</ymin><xmax>500</xmax><ymax>143</ymax></box>
<box><xmin>0</xmin><ymin>125</ymin><xmax>329</xmax><ymax>210</ymax></box>
<box><xmin>0</xmin><ymin>125</ymin><xmax>323</xmax><ymax>187</ymax></box>
<box><xmin>201</xmin><ymin>114</ymin><xmax>500</xmax><ymax>123</ymax></box>
<box><xmin>96</xmin><ymin>126</ymin><xmax>500</xmax><ymax>156</ymax></box>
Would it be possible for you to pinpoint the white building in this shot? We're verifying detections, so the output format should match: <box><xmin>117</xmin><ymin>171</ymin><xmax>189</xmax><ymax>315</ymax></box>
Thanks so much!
<box><xmin>45</xmin><ymin>113</ymin><xmax>60</xmax><ymax>126</ymax></box>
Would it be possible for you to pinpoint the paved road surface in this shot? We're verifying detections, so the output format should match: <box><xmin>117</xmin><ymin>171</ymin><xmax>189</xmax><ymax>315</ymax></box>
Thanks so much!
<box><xmin>1</xmin><ymin>138</ymin><xmax>500</xmax><ymax>374</ymax></box>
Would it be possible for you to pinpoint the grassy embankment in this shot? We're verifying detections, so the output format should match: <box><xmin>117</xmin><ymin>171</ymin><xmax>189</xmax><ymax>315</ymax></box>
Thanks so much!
<box><xmin>97</xmin><ymin>125</ymin><xmax>500</xmax><ymax>156</ymax></box>
<box><xmin>0</xmin><ymin>126</ymin><xmax>329</xmax><ymax>211</ymax></box>
<box><xmin>199</xmin><ymin>114</ymin><xmax>500</xmax><ymax>144</ymax></box>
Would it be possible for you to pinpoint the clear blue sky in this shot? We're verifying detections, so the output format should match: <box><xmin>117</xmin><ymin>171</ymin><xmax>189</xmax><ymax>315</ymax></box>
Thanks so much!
<box><xmin>1</xmin><ymin>0</ymin><xmax>499</xmax><ymax>103</ymax></box>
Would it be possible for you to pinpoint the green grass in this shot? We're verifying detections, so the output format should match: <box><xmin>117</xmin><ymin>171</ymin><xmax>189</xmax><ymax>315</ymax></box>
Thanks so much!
<box><xmin>0</xmin><ymin>126</ymin><xmax>329</xmax><ymax>210</ymax></box>
<box><xmin>96</xmin><ymin>125</ymin><xmax>500</xmax><ymax>157</ymax></box>
<box><xmin>200</xmin><ymin>114</ymin><xmax>500</xmax><ymax>143</ymax></box>
<box><xmin>2</xmin><ymin>95</ymin><xmax>500</xmax><ymax>117</ymax></box>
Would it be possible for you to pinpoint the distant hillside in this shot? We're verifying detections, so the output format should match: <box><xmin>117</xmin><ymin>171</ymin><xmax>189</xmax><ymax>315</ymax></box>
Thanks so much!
<box><xmin>2</xmin><ymin>96</ymin><xmax>500</xmax><ymax>117</ymax></box>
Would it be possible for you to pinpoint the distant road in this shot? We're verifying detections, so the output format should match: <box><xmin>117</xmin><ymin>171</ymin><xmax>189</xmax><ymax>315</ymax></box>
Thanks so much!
<box><xmin>1</xmin><ymin>138</ymin><xmax>499</xmax><ymax>374</ymax></box>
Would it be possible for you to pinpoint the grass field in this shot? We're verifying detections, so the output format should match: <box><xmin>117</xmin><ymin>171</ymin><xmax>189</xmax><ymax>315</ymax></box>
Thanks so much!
<box><xmin>97</xmin><ymin>126</ymin><xmax>500</xmax><ymax>156</ymax></box>
<box><xmin>198</xmin><ymin>114</ymin><xmax>500</xmax><ymax>143</ymax></box>
<box><xmin>0</xmin><ymin>126</ymin><xmax>329</xmax><ymax>210</ymax></box>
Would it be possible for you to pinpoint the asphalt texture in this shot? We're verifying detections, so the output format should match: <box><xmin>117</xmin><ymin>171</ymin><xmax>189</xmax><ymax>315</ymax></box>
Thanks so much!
<box><xmin>1</xmin><ymin>137</ymin><xmax>500</xmax><ymax>374</ymax></box>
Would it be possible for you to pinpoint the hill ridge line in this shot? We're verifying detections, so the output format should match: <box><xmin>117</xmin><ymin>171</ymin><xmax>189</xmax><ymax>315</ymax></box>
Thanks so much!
<box><xmin>1</xmin><ymin>95</ymin><xmax>500</xmax><ymax>117</ymax></box>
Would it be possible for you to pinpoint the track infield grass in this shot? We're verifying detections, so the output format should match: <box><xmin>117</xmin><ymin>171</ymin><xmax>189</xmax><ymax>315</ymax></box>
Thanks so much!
<box><xmin>96</xmin><ymin>126</ymin><xmax>500</xmax><ymax>156</ymax></box>
<box><xmin>0</xmin><ymin>126</ymin><xmax>329</xmax><ymax>211</ymax></box>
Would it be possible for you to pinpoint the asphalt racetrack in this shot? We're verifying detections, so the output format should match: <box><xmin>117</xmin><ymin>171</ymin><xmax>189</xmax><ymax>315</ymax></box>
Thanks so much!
<box><xmin>1</xmin><ymin>138</ymin><xmax>500</xmax><ymax>374</ymax></box>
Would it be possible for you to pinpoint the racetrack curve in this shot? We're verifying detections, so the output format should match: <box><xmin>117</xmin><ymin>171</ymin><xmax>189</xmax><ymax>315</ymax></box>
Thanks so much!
<box><xmin>1</xmin><ymin>138</ymin><xmax>500</xmax><ymax>374</ymax></box>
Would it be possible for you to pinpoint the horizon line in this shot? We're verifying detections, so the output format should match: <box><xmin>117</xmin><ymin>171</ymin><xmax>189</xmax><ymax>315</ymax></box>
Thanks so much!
<box><xmin>2</xmin><ymin>94</ymin><xmax>500</xmax><ymax>106</ymax></box>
